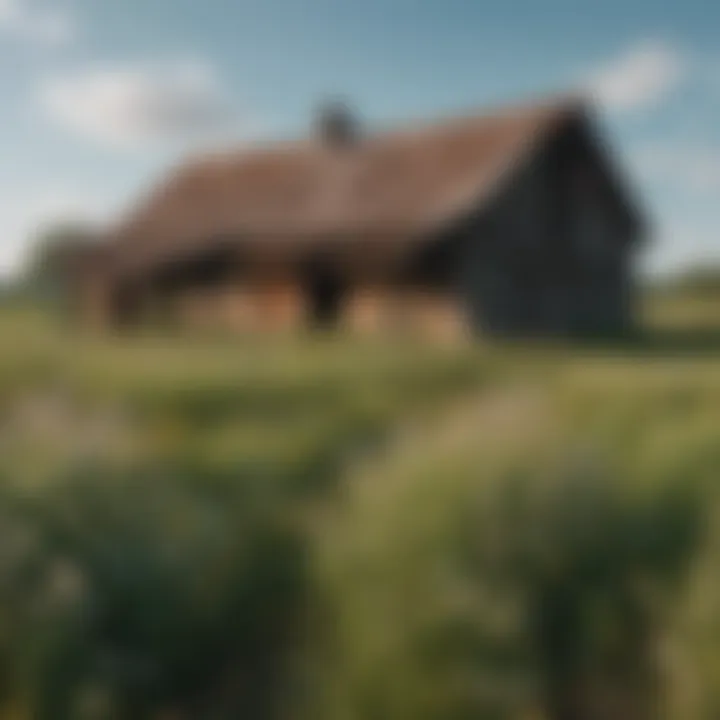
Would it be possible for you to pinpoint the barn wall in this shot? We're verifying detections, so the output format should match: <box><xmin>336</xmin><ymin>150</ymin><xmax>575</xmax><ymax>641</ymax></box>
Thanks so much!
<box><xmin>568</xmin><ymin>184</ymin><xmax>631</xmax><ymax>334</ymax></box>
<box><xmin>171</xmin><ymin>278</ymin><xmax>306</xmax><ymax>334</ymax></box>
<box><xmin>457</xmin><ymin>143</ymin><xmax>562</xmax><ymax>336</ymax></box>
<box><xmin>457</xmin><ymin>119</ymin><xmax>637</xmax><ymax>337</ymax></box>
<box><xmin>143</xmin><ymin>272</ymin><xmax>469</xmax><ymax>341</ymax></box>
<box><xmin>345</xmin><ymin>286</ymin><xmax>467</xmax><ymax>341</ymax></box>
<box><xmin>563</xmin><ymin>129</ymin><xmax>636</xmax><ymax>335</ymax></box>
<box><xmin>78</xmin><ymin>273</ymin><xmax>114</xmax><ymax>330</ymax></box>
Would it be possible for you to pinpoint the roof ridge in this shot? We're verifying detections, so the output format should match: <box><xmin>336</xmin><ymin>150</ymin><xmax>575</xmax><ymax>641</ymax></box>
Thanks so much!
<box><xmin>179</xmin><ymin>92</ymin><xmax>585</xmax><ymax>169</ymax></box>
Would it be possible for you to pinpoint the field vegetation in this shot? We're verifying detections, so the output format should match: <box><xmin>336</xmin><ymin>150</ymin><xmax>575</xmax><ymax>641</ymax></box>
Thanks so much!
<box><xmin>0</xmin><ymin>278</ymin><xmax>718</xmax><ymax>719</ymax></box>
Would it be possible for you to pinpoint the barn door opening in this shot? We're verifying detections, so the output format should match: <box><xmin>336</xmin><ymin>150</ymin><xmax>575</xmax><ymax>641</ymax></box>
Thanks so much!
<box><xmin>112</xmin><ymin>281</ymin><xmax>143</xmax><ymax>328</ymax></box>
<box><xmin>304</xmin><ymin>258</ymin><xmax>344</xmax><ymax>328</ymax></box>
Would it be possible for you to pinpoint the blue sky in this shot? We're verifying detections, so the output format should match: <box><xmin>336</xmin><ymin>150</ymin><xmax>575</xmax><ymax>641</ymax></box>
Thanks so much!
<box><xmin>1</xmin><ymin>0</ymin><xmax>719</xmax><ymax>276</ymax></box>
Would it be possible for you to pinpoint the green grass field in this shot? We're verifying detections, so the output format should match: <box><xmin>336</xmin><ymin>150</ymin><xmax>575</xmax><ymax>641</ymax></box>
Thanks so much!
<box><xmin>0</xmin><ymin>289</ymin><xmax>718</xmax><ymax>719</ymax></box>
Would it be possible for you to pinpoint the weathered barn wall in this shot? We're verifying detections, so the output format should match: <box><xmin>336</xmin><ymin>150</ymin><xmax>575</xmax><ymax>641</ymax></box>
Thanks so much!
<box><xmin>457</xmin><ymin>141</ymin><xmax>562</xmax><ymax>336</ymax></box>
<box><xmin>345</xmin><ymin>287</ymin><xmax>384</xmax><ymax>334</ymax></box>
<box><xmin>345</xmin><ymin>286</ymin><xmax>467</xmax><ymax>341</ymax></box>
<box><xmin>563</xmin><ymin>127</ymin><xmax>636</xmax><ymax>335</ymax></box>
<box><xmin>457</xmin><ymin>120</ymin><xmax>636</xmax><ymax>337</ymax></box>
<box><xmin>78</xmin><ymin>274</ymin><xmax>114</xmax><ymax>331</ymax></box>
<box><xmin>144</xmin><ymin>271</ymin><xmax>468</xmax><ymax>340</ymax></box>
<box><xmin>172</xmin><ymin>278</ymin><xmax>306</xmax><ymax>333</ymax></box>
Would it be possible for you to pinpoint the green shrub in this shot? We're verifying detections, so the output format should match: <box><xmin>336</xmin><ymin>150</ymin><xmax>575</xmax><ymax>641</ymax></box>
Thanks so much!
<box><xmin>0</xmin><ymin>468</ymin><xmax>310</xmax><ymax>719</ymax></box>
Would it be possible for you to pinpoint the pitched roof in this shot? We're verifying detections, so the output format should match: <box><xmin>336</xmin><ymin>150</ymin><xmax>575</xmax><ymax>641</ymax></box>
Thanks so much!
<box><xmin>108</xmin><ymin>96</ymin><xmax>585</xmax><ymax>275</ymax></box>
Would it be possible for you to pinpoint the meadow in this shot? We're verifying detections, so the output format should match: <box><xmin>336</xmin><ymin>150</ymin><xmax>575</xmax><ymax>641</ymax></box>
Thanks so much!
<box><xmin>0</xmin><ymin>286</ymin><xmax>718</xmax><ymax>719</ymax></box>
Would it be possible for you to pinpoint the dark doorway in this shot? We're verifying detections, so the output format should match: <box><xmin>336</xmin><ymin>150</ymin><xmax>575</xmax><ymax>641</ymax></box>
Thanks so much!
<box><xmin>304</xmin><ymin>258</ymin><xmax>345</xmax><ymax>328</ymax></box>
<box><xmin>112</xmin><ymin>281</ymin><xmax>143</xmax><ymax>328</ymax></box>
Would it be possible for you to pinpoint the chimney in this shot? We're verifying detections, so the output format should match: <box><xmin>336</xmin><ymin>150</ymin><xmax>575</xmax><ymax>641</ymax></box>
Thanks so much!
<box><xmin>316</xmin><ymin>99</ymin><xmax>359</xmax><ymax>148</ymax></box>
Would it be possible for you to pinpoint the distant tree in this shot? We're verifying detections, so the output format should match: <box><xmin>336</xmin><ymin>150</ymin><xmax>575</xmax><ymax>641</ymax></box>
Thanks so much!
<box><xmin>652</xmin><ymin>264</ymin><xmax>720</xmax><ymax>299</ymax></box>
<box><xmin>674</xmin><ymin>266</ymin><xmax>720</xmax><ymax>297</ymax></box>
<box><xmin>24</xmin><ymin>221</ymin><xmax>100</xmax><ymax>308</ymax></box>
<box><xmin>0</xmin><ymin>278</ymin><xmax>23</xmax><ymax>306</ymax></box>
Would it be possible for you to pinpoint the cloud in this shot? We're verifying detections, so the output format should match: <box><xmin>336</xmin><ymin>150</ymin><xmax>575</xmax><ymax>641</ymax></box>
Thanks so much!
<box><xmin>0</xmin><ymin>0</ymin><xmax>75</xmax><ymax>46</ymax></box>
<box><xmin>584</xmin><ymin>41</ymin><xmax>685</xmax><ymax>113</ymax></box>
<box><xmin>38</xmin><ymin>60</ymin><xmax>239</xmax><ymax>150</ymax></box>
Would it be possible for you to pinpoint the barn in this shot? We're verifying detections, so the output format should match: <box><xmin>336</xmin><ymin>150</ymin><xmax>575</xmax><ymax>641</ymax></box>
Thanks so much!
<box><xmin>79</xmin><ymin>96</ymin><xmax>645</xmax><ymax>339</ymax></box>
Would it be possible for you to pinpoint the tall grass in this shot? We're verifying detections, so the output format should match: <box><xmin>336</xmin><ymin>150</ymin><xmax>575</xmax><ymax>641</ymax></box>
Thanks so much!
<box><xmin>316</xmin><ymin>379</ymin><xmax>719</xmax><ymax>720</ymax></box>
<box><xmin>0</xmin><ymin>292</ymin><xmax>718</xmax><ymax>719</ymax></box>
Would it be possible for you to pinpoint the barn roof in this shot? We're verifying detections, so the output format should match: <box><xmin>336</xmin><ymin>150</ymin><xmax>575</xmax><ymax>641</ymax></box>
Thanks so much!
<box><xmin>107</xmin><ymin>96</ymin><xmax>587</xmax><ymax>276</ymax></box>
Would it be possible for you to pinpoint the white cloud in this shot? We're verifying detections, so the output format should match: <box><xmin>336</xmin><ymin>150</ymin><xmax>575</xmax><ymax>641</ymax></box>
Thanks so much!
<box><xmin>38</xmin><ymin>60</ymin><xmax>239</xmax><ymax>150</ymax></box>
<box><xmin>585</xmin><ymin>41</ymin><xmax>685</xmax><ymax>113</ymax></box>
<box><xmin>0</xmin><ymin>0</ymin><xmax>75</xmax><ymax>47</ymax></box>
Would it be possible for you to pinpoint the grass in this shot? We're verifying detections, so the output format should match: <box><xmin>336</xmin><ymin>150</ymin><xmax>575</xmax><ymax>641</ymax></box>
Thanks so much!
<box><xmin>0</xmin><ymin>290</ymin><xmax>718</xmax><ymax>718</ymax></box>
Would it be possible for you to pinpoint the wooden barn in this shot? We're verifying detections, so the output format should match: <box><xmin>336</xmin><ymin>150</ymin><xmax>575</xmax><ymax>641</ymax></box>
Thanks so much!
<box><xmin>80</xmin><ymin>96</ymin><xmax>645</xmax><ymax>339</ymax></box>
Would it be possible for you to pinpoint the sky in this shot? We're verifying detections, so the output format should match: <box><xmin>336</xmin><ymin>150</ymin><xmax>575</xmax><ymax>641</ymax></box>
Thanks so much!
<box><xmin>1</xmin><ymin>0</ymin><xmax>719</xmax><ymax>277</ymax></box>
